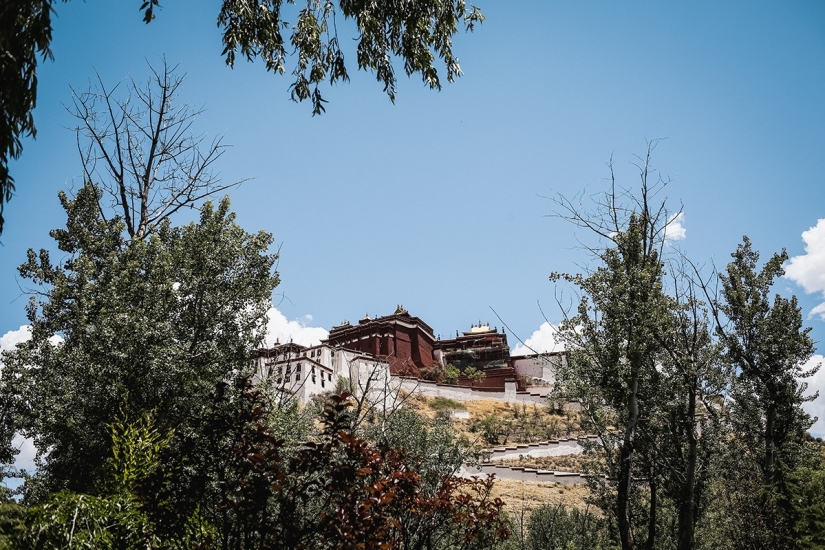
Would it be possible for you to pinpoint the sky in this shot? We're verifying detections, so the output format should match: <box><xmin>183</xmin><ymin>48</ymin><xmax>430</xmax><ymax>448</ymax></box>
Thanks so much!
<box><xmin>1</xmin><ymin>0</ymin><xmax>824</xmax><ymax>453</ymax></box>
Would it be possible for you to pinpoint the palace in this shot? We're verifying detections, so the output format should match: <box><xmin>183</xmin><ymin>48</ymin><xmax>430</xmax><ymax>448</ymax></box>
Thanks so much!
<box><xmin>254</xmin><ymin>305</ymin><xmax>561</xmax><ymax>404</ymax></box>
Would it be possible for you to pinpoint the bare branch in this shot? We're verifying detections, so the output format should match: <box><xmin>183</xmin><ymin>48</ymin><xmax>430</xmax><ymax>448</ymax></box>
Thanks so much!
<box><xmin>68</xmin><ymin>58</ymin><xmax>247</xmax><ymax>240</ymax></box>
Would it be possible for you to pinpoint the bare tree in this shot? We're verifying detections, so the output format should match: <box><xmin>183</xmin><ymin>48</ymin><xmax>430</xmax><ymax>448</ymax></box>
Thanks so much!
<box><xmin>70</xmin><ymin>58</ymin><xmax>244</xmax><ymax>240</ymax></box>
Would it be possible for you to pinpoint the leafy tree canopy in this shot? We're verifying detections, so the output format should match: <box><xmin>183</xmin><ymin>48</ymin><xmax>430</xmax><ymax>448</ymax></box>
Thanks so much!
<box><xmin>1</xmin><ymin>183</ymin><xmax>278</xmax><ymax>497</ymax></box>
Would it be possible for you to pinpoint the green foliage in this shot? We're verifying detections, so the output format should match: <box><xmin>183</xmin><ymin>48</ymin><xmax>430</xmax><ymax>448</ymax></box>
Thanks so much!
<box><xmin>0</xmin><ymin>488</ymin><xmax>25</xmax><ymax>549</ymax></box>
<box><xmin>526</xmin><ymin>503</ymin><xmax>614</xmax><ymax>550</ymax></box>
<box><xmin>421</xmin><ymin>363</ymin><xmax>446</xmax><ymax>382</ymax></box>
<box><xmin>107</xmin><ymin>412</ymin><xmax>172</xmax><ymax>494</ymax></box>
<box><xmin>1</xmin><ymin>185</ymin><xmax>278</xmax><ymax>496</ymax></box>
<box><xmin>138</xmin><ymin>385</ymin><xmax>509</xmax><ymax>549</ymax></box>
<box><xmin>790</xmin><ymin>445</ymin><xmax>825</xmax><ymax>549</ymax></box>
<box><xmin>264</xmin><ymin>398</ymin><xmax>318</xmax><ymax>460</ymax></box>
<box><xmin>365</xmin><ymin>406</ymin><xmax>483</xmax><ymax>488</ymax></box>
<box><xmin>430</xmin><ymin>397</ymin><xmax>466</xmax><ymax>412</ymax></box>
<box><xmin>467</xmin><ymin>405</ymin><xmax>574</xmax><ymax>445</ymax></box>
<box><xmin>445</xmin><ymin>364</ymin><xmax>461</xmax><ymax>385</ymax></box>
<box><xmin>470</xmin><ymin>413</ymin><xmax>511</xmax><ymax>445</ymax></box>
<box><xmin>17</xmin><ymin>414</ymin><xmax>167</xmax><ymax>549</ymax></box>
<box><xmin>0</xmin><ymin>0</ymin><xmax>56</xmax><ymax>234</ymax></box>
<box><xmin>548</xmin><ymin>155</ymin><xmax>820</xmax><ymax>550</ymax></box>
<box><xmin>464</xmin><ymin>367</ymin><xmax>486</xmax><ymax>386</ymax></box>
<box><xmin>549</xmin><ymin>146</ymin><xmax>732</xmax><ymax>550</ymax></box>
<box><xmin>714</xmin><ymin>237</ymin><xmax>818</xmax><ymax>548</ymax></box>
<box><xmin>218</xmin><ymin>0</ymin><xmax>484</xmax><ymax>114</ymax></box>
<box><xmin>719</xmin><ymin>237</ymin><xmax>817</xmax><ymax>481</ymax></box>
<box><xmin>20</xmin><ymin>492</ymin><xmax>136</xmax><ymax>549</ymax></box>
<box><xmin>552</xmin><ymin>209</ymin><xmax>670</xmax><ymax>548</ymax></box>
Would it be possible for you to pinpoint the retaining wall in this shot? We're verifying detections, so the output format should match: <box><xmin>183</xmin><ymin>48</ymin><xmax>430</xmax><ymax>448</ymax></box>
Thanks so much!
<box><xmin>396</xmin><ymin>376</ymin><xmax>557</xmax><ymax>406</ymax></box>
<box><xmin>486</xmin><ymin>436</ymin><xmax>599</xmax><ymax>461</ymax></box>
<box><xmin>464</xmin><ymin>436</ymin><xmax>602</xmax><ymax>484</ymax></box>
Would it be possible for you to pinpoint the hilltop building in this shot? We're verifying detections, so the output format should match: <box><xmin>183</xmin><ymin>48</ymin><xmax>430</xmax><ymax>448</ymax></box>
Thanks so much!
<box><xmin>325</xmin><ymin>305</ymin><xmax>436</xmax><ymax>376</ymax></box>
<box><xmin>255</xmin><ymin>305</ymin><xmax>561</xmax><ymax>404</ymax></box>
<box><xmin>253</xmin><ymin>341</ymin><xmax>390</xmax><ymax>405</ymax></box>
<box><xmin>435</xmin><ymin>323</ymin><xmax>511</xmax><ymax>370</ymax></box>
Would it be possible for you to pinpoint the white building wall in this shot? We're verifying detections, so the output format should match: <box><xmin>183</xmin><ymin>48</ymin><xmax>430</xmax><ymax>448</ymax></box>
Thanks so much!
<box><xmin>511</xmin><ymin>353</ymin><xmax>564</xmax><ymax>386</ymax></box>
<box><xmin>255</xmin><ymin>344</ymin><xmax>393</xmax><ymax>406</ymax></box>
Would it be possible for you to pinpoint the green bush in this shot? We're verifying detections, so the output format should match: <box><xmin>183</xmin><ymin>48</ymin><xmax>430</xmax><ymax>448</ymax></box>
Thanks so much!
<box><xmin>526</xmin><ymin>503</ymin><xmax>614</xmax><ymax>550</ymax></box>
<box><xmin>430</xmin><ymin>397</ymin><xmax>466</xmax><ymax>412</ymax></box>
<box><xmin>444</xmin><ymin>364</ymin><xmax>461</xmax><ymax>385</ymax></box>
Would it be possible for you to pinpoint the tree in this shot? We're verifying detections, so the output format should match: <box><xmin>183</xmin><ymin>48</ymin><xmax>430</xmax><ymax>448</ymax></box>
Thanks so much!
<box><xmin>139</xmin><ymin>386</ymin><xmax>509</xmax><ymax>549</ymax></box>
<box><xmin>1</xmin><ymin>184</ymin><xmax>278</xmax><ymax>497</ymax></box>
<box><xmin>525</xmin><ymin>503</ymin><xmax>612</xmax><ymax>550</ymax></box>
<box><xmin>652</xmin><ymin>262</ymin><xmax>728</xmax><ymax>550</ymax></box>
<box><xmin>70</xmin><ymin>59</ymin><xmax>242</xmax><ymax>241</ymax></box>
<box><xmin>463</xmin><ymin>366</ymin><xmax>486</xmax><ymax>387</ymax></box>
<box><xmin>551</xmin><ymin>146</ymin><xmax>675</xmax><ymax>550</ymax></box>
<box><xmin>0</xmin><ymin>1</ymin><xmax>53</xmax><ymax>236</ymax></box>
<box><xmin>718</xmin><ymin>237</ymin><xmax>817</xmax><ymax>483</ymax></box>
<box><xmin>364</xmin><ymin>406</ymin><xmax>484</xmax><ymax>494</ymax></box>
<box><xmin>0</xmin><ymin>0</ymin><xmax>484</xmax><ymax>235</ymax></box>
<box><xmin>788</xmin><ymin>443</ymin><xmax>825</xmax><ymax>549</ymax></box>
<box><xmin>714</xmin><ymin>237</ymin><xmax>819</xmax><ymax>547</ymax></box>
<box><xmin>445</xmin><ymin>363</ymin><xmax>461</xmax><ymax>385</ymax></box>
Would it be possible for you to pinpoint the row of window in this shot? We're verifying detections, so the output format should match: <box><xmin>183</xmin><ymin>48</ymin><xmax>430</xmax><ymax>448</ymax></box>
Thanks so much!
<box><xmin>301</xmin><ymin>348</ymin><xmax>337</xmax><ymax>358</ymax></box>
<box><xmin>276</xmin><ymin>370</ymin><xmax>333</xmax><ymax>385</ymax></box>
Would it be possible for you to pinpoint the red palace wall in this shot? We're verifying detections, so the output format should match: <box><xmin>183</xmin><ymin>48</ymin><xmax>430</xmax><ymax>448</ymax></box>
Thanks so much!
<box><xmin>325</xmin><ymin>312</ymin><xmax>436</xmax><ymax>376</ymax></box>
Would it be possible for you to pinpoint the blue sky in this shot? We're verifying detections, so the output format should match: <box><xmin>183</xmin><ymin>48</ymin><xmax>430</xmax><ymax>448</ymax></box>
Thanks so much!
<box><xmin>1</xmin><ymin>0</ymin><xmax>824</xmax><ymax>433</ymax></box>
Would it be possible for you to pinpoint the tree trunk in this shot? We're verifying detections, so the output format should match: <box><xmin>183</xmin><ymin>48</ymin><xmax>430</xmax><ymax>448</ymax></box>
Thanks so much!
<box><xmin>765</xmin><ymin>399</ymin><xmax>776</xmax><ymax>482</ymax></box>
<box><xmin>618</xmin><ymin>375</ymin><xmax>640</xmax><ymax>550</ymax></box>
<box><xmin>677</xmin><ymin>385</ymin><xmax>698</xmax><ymax>550</ymax></box>
<box><xmin>645</xmin><ymin>479</ymin><xmax>658</xmax><ymax>550</ymax></box>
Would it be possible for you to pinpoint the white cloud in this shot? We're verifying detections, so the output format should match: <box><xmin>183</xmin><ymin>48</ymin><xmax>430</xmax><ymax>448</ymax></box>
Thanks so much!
<box><xmin>10</xmin><ymin>434</ymin><xmax>36</xmax><ymax>473</ymax></box>
<box><xmin>665</xmin><ymin>212</ymin><xmax>686</xmax><ymax>243</ymax></box>
<box><xmin>512</xmin><ymin>322</ymin><xmax>565</xmax><ymax>355</ymax></box>
<box><xmin>0</xmin><ymin>328</ymin><xmax>39</xmax><ymax>474</ymax></box>
<box><xmin>264</xmin><ymin>307</ymin><xmax>328</xmax><ymax>347</ymax></box>
<box><xmin>786</xmin><ymin>219</ymin><xmax>825</xmax><ymax>319</ymax></box>
<box><xmin>0</xmin><ymin>326</ymin><xmax>32</xmax><ymax>353</ymax></box>
<box><xmin>801</xmin><ymin>354</ymin><xmax>825</xmax><ymax>438</ymax></box>
<box><xmin>810</xmin><ymin>302</ymin><xmax>825</xmax><ymax>320</ymax></box>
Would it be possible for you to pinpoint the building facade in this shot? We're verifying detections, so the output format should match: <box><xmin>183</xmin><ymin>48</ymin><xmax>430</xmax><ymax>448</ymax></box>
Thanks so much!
<box><xmin>255</xmin><ymin>306</ymin><xmax>562</xmax><ymax>403</ymax></box>
<box><xmin>253</xmin><ymin>342</ymin><xmax>390</xmax><ymax>405</ymax></box>
<box><xmin>325</xmin><ymin>305</ymin><xmax>436</xmax><ymax>376</ymax></box>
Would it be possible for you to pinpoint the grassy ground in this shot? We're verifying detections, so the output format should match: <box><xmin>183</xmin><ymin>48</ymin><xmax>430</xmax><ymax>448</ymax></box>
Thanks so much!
<box><xmin>407</xmin><ymin>395</ymin><xmax>587</xmax><ymax>446</ymax></box>
<box><xmin>401</xmin><ymin>396</ymin><xmax>600</xmax><ymax>525</ymax></box>
<box><xmin>498</xmin><ymin>453</ymin><xmax>601</xmax><ymax>473</ymax></box>
<box><xmin>491</xmin><ymin>478</ymin><xmax>591</xmax><ymax>516</ymax></box>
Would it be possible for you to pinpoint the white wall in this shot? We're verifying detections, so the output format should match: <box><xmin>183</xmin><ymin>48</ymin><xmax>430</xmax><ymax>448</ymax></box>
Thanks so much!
<box><xmin>397</xmin><ymin>377</ymin><xmax>549</xmax><ymax>405</ymax></box>
<box><xmin>511</xmin><ymin>353</ymin><xmax>564</xmax><ymax>385</ymax></box>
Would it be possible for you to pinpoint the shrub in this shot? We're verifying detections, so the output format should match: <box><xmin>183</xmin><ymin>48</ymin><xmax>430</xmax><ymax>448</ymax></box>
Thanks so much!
<box><xmin>526</xmin><ymin>503</ymin><xmax>613</xmax><ymax>550</ymax></box>
<box><xmin>430</xmin><ymin>397</ymin><xmax>466</xmax><ymax>412</ymax></box>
